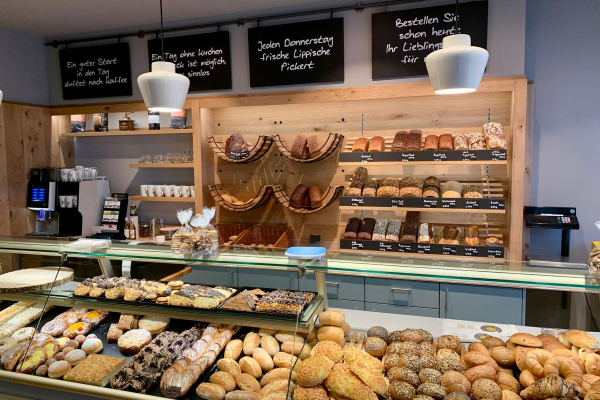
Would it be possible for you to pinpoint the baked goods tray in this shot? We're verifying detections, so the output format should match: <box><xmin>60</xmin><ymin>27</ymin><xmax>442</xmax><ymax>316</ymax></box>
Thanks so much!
<box><xmin>216</xmin><ymin>287</ymin><xmax>319</xmax><ymax>320</ymax></box>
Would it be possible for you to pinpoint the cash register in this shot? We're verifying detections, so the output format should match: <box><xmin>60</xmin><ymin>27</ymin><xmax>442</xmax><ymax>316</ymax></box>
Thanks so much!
<box><xmin>524</xmin><ymin>206</ymin><xmax>579</xmax><ymax>258</ymax></box>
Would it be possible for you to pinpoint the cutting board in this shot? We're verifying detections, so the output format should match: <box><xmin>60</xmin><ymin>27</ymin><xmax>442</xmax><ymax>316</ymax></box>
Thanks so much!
<box><xmin>0</xmin><ymin>267</ymin><xmax>74</xmax><ymax>294</ymax></box>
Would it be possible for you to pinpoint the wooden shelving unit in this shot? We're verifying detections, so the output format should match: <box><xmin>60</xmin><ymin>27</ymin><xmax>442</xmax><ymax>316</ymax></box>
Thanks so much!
<box><xmin>129</xmin><ymin>196</ymin><xmax>195</xmax><ymax>202</ymax></box>
<box><xmin>129</xmin><ymin>163</ymin><xmax>193</xmax><ymax>169</ymax></box>
<box><xmin>62</xmin><ymin>128</ymin><xmax>193</xmax><ymax>137</ymax></box>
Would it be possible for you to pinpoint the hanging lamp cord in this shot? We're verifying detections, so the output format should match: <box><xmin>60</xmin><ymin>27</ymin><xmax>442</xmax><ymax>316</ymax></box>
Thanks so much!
<box><xmin>160</xmin><ymin>0</ymin><xmax>165</xmax><ymax>60</ymax></box>
<box><xmin>455</xmin><ymin>0</ymin><xmax>459</xmax><ymax>32</ymax></box>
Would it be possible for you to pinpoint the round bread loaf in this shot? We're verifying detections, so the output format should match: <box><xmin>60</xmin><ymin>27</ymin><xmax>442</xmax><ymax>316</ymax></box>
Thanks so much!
<box><xmin>469</xmin><ymin>343</ymin><xmax>491</xmax><ymax>356</ymax></box>
<box><xmin>317</xmin><ymin>326</ymin><xmax>344</xmax><ymax>346</ymax></box>
<box><xmin>496</xmin><ymin>372</ymin><xmax>519</xmax><ymax>393</ymax></box>
<box><xmin>318</xmin><ymin>311</ymin><xmax>345</xmax><ymax>327</ymax></box>
<box><xmin>417</xmin><ymin>383</ymin><xmax>446</xmax><ymax>400</ymax></box>
<box><xmin>390</xmin><ymin>366</ymin><xmax>420</xmax><ymax>387</ymax></box>
<box><xmin>420</xmin><ymin>354</ymin><xmax>436</xmax><ymax>370</ymax></box>
<box><xmin>47</xmin><ymin>360</ymin><xmax>71</xmax><ymax>379</ymax></box>
<box><xmin>419</xmin><ymin>368</ymin><xmax>442</xmax><ymax>385</ymax></box>
<box><xmin>364</xmin><ymin>337</ymin><xmax>387</xmax><ymax>357</ymax></box>
<box><xmin>437</xmin><ymin>335</ymin><xmax>460</xmax><ymax>353</ymax></box>
<box><xmin>471</xmin><ymin>379</ymin><xmax>501</xmax><ymax>400</ymax></box>
<box><xmin>390</xmin><ymin>380</ymin><xmax>416</xmax><ymax>400</ymax></box>
<box><xmin>463</xmin><ymin>352</ymin><xmax>499</xmax><ymax>371</ymax></box>
<box><xmin>367</xmin><ymin>326</ymin><xmax>389</xmax><ymax>343</ymax></box>
<box><xmin>273</xmin><ymin>352</ymin><xmax>300</xmax><ymax>369</ymax></box>
<box><xmin>441</xmin><ymin>371</ymin><xmax>471</xmax><ymax>394</ymax></box>
<box><xmin>311</xmin><ymin>341</ymin><xmax>343</xmax><ymax>363</ymax></box>
<box><xmin>436</xmin><ymin>356</ymin><xmax>466</xmax><ymax>374</ymax></box>
<box><xmin>490</xmin><ymin>347</ymin><xmax>515</xmax><ymax>367</ymax></box>
<box><xmin>566</xmin><ymin>330</ymin><xmax>599</xmax><ymax>350</ymax></box>
<box><xmin>401</xmin><ymin>328</ymin><xmax>424</xmax><ymax>343</ymax></box>
<box><xmin>296</xmin><ymin>356</ymin><xmax>333</xmax><ymax>387</ymax></box>
<box><xmin>197</xmin><ymin>383</ymin><xmax>226</xmax><ymax>400</ymax></box>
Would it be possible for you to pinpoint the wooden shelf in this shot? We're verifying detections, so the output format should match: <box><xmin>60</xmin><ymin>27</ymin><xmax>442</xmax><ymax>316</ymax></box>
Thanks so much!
<box><xmin>339</xmin><ymin>206</ymin><xmax>506</xmax><ymax>214</ymax></box>
<box><xmin>130</xmin><ymin>196</ymin><xmax>195</xmax><ymax>202</ymax></box>
<box><xmin>129</xmin><ymin>163</ymin><xmax>193</xmax><ymax>169</ymax></box>
<box><xmin>209</xmin><ymin>185</ymin><xmax>274</xmax><ymax>212</ymax></box>
<box><xmin>208</xmin><ymin>135</ymin><xmax>273</xmax><ymax>163</ymax></box>
<box><xmin>273</xmin><ymin>185</ymin><xmax>344</xmax><ymax>214</ymax></box>
<box><xmin>62</xmin><ymin>129</ymin><xmax>193</xmax><ymax>137</ymax></box>
<box><xmin>338</xmin><ymin>248</ymin><xmax>503</xmax><ymax>261</ymax></box>
<box><xmin>338</xmin><ymin>160</ymin><xmax>508</xmax><ymax>166</ymax></box>
<box><xmin>273</xmin><ymin>133</ymin><xmax>344</xmax><ymax>163</ymax></box>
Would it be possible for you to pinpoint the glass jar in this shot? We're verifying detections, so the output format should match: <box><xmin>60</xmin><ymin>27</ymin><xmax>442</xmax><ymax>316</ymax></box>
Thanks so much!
<box><xmin>139</xmin><ymin>224</ymin><xmax>151</xmax><ymax>238</ymax></box>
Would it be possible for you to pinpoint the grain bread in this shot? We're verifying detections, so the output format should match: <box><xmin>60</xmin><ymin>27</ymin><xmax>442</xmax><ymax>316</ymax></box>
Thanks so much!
<box><xmin>424</xmin><ymin>135</ymin><xmax>439</xmax><ymax>151</ymax></box>
<box><xmin>117</xmin><ymin>329</ymin><xmax>152</xmax><ymax>355</ymax></box>
<box><xmin>308</xmin><ymin>186</ymin><xmax>322</xmax><ymax>207</ymax></box>
<box><xmin>368</xmin><ymin>136</ymin><xmax>385</xmax><ymax>152</ymax></box>
<box><xmin>453</xmin><ymin>134</ymin><xmax>469</xmax><ymax>150</ymax></box>
<box><xmin>362</xmin><ymin>179</ymin><xmax>378</xmax><ymax>197</ymax></box>
<box><xmin>325</xmin><ymin>363</ymin><xmax>378</xmax><ymax>400</ymax></box>
<box><xmin>344</xmin><ymin>218</ymin><xmax>361</xmax><ymax>240</ymax></box>
<box><xmin>439</xmin><ymin>134</ymin><xmax>454</xmax><ymax>150</ymax></box>
<box><xmin>467</xmin><ymin>132</ymin><xmax>486</xmax><ymax>150</ymax></box>
<box><xmin>441</xmin><ymin>181</ymin><xmax>462</xmax><ymax>198</ymax></box>
<box><xmin>307</xmin><ymin>135</ymin><xmax>320</xmax><ymax>155</ymax></box>
<box><xmin>364</xmin><ymin>337</ymin><xmax>387</xmax><ymax>357</ymax></box>
<box><xmin>464</xmin><ymin>225</ymin><xmax>480</xmax><ymax>246</ymax></box>
<box><xmin>352</xmin><ymin>138</ymin><xmax>369</xmax><ymax>152</ymax></box>
<box><xmin>296</xmin><ymin>356</ymin><xmax>333</xmax><ymax>387</ymax></box>
<box><xmin>291</xmin><ymin>135</ymin><xmax>308</xmax><ymax>155</ymax></box>
<box><xmin>406</xmin><ymin>131</ymin><xmax>422</xmax><ymax>151</ymax></box>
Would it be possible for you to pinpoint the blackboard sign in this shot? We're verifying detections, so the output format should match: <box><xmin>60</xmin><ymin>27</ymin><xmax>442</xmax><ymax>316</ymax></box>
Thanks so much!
<box><xmin>59</xmin><ymin>43</ymin><xmax>132</xmax><ymax>100</ymax></box>
<box><xmin>372</xmin><ymin>1</ymin><xmax>488</xmax><ymax>79</ymax></box>
<box><xmin>338</xmin><ymin>149</ymin><xmax>506</xmax><ymax>163</ymax></box>
<box><xmin>248</xmin><ymin>18</ymin><xmax>344</xmax><ymax>88</ymax></box>
<box><xmin>148</xmin><ymin>31</ymin><xmax>232</xmax><ymax>92</ymax></box>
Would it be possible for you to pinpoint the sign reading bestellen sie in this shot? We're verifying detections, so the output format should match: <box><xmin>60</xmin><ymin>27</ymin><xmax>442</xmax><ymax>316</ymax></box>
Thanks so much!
<box><xmin>247</xmin><ymin>18</ymin><xmax>344</xmax><ymax>88</ymax></box>
<box><xmin>59</xmin><ymin>43</ymin><xmax>132</xmax><ymax>100</ymax></box>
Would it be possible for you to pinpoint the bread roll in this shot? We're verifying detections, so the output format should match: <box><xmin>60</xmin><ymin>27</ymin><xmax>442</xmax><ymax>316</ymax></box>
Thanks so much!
<box><xmin>197</xmin><ymin>383</ymin><xmax>226</xmax><ymax>400</ymax></box>
<box><xmin>225</xmin><ymin>340</ymin><xmax>243</xmax><ymax>360</ymax></box>
<box><xmin>260</xmin><ymin>335</ymin><xmax>280</xmax><ymax>357</ymax></box>
<box><xmin>239</xmin><ymin>357</ymin><xmax>262</xmax><ymax>379</ymax></box>
<box><xmin>259</xmin><ymin>379</ymin><xmax>295</xmax><ymax>397</ymax></box>
<box><xmin>211</xmin><ymin>371</ymin><xmax>237</xmax><ymax>392</ymax></box>
<box><xmin>319</xmin><ymin>311</ymin><xmax>345</xmax><ymax>327</ymax></box>
<box><xmin>217</xmin><ymin>358</ymin><xmax>242</xmax><ymax>377</ymax></box>
<box><xmin>317</xmin><ymin>326</ymin><xmax>345</xmax><ymax>346</ymax></box>
<box><xmin>364</xmin><ymin>337</ymin><xmax>387</xmax><ymax>357</ymax></box>
<box><xmin>440</xmin><ymin>370</ymin><xmax>470</xmax><ymax>394</ymax></box>
<box><xmin>352</xmin><ymin>138</ymin><xmax>369</xmax><ymax>152</ymax></box>
<box><xmin>252</xmin><ymin>348</ymin><xmax>274</xmax><ymax>372</ymax></box>
<box><xmin>469</xmin><ymin>342</ymin><xmax>491</xmax><ymax>356</ymax></box>
<box><xmin>496</xmin><ymin>372</ymin><xmax>519</xmax><ymax>393</ymax></box>
<box><xmin>464</xmin><ymin>365</ymin><xmax>497</xmax><ymax>383</ymax></box>
<box><xmin>259</xmin><ymin>329</ymin><xmax>278</xmax><ymax>337</ymax></box>
<box><xmin>275</xmin><ymin>332</ymin><xmax>303</xmax><ymax>344</ymax></box>
<box><xmin>490</xmin><ymin>347</ymin><xmax>515</xmax><ymax>367</ymax></box>
<box><xmin>242</xmin><ymin>333</ymin><xmax>260</xmax><ymax>356</ymax></box>
<box><xmin>273</xmin><ymin>352</ymin><xmax>300</xmax><ymax>369</ymax></box>
<box><xmin>261</xmin><ymin>368</ymin><xmax>296</xmax><ymax>387</ymax></box>
<box><xmin>236</xmin><ymin>373</ymin><xmax>261</xmax><ymax>392</ymax></box>
<box><xmin>296</xmin><ymin>355</ymin><xmax>333</xmax><ymax>387</ymax></box>
<box><xmin>225</xmin><ymin>390</ymin><xmax>261</xmax><ymax>400</ymax></box>
<box><xmin>482</xmin><ymin>336</ymin><xmax>506</xmax><ymax>349</ymax></box>
<box><xmin>281</xmin><ymin>340</ymin><xmax>311</xmax><ymax>360</ymax></box>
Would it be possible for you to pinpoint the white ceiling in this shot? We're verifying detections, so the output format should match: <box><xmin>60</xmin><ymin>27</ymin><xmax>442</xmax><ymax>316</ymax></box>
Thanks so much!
<box><xmin>0</xmin><ymin>0</ymin><xmax>343</xmax><ymax>38</ymax></box>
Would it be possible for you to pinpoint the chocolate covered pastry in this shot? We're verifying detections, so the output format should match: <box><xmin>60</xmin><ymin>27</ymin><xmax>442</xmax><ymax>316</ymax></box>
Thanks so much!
<box><xmin>352</xmin><ymin>137</ymin><xmax>369</xmax><ymax>152</ymax></box>
<box><xmin>392</xmin><ymin>131</ymin><xmax>408</xmax><ymax>151</ymax></box>
<box><xmin>368</xmin><ymin>136</ymin><xmax>385</xmax><ymax>152</ymax></box>
<box><xmin>439</xmin><ymin>134</ymin><xmax>454</xmax><ymax>150</ymax></box>
<box><xmin>220</xmin><ymin>290</ymin><xmax>260</xmax><ymax>312</ymax></box>
<box><xmin>362</xmin><ymin>179</ymin><xmax>378</xmax><ymax>197</ymax></box>
<box><xmin>439</xmin><ymin>226</ymin><xmax>461</xmax><ymax>245</ymax></box>
<box><xmin>289</xmin><ymin>184</ymin><xmax>309</xmax><ymax>208</ymax></box>
<box><xmin>255</xmin><ymin>290</ymin><xmax>316</xmax><ymax>315</ymax></box>
<box><xmin>358</xmin><ymin>218</ymin><xmax>377</xmax><ymax>240</ymax></box>
<box><xmin>377</xmin><ymin>178</ymin><xmax>400</xmax><ymax>197</ymax></box>
<box><xmin>462</xmin><ymin>185</ymin><xmax>483</xmax><ymax>198</ymax></box>
<box><xmin>344</xmin><ymin>218</ymin><xmax>361</xmax><ymax>240</ymax></box>
<box><xmin>399</xmin><ymin>177</ymin><xmax>424</xmax><ymax>197</ymax></box>
<box><xmin>167</xmin><ymin>285</ymin><xmax>235</xmax><ymax>309</ymax></box>
<box><xmin>406</xmin><ymin>130</ymin><xmax>422</xmax><ymax>151</ymax></box>
<box><xmin>372</xmin><ymin>219</ymin><xmax>389</xmax><ymax>241</ymax></box>
<box><xmin>464</xmin><ymin>225</ymin><xmax>480</xmax><ymax>246</ymax></box>
<box><xmin>453</xmin><ymin>134</ymin><xmax>469</xmax><ymax>150</ymax></box>
<box><xmin>467</xmin><ymin>132</ymin><xmax>486</xmax><ymax>150</ymax></box>
<box><xmin>385</xmin><ymin>220</ymin><xmax>402</xmax><ymax>242</ymax></box>
<box><xmin>441</xmin><ymin>181</ymin><xmax>462</xmax><ymax>198</ymax></box>
<box><xmin>424</xmin><ymin>135</ymin><xmax>439</xmax><ymax>151</ymax></box>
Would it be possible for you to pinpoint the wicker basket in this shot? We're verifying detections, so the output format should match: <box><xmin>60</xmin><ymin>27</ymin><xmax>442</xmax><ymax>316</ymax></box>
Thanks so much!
<box><xmin>232</xmin><ymin>225</ymin><xmax>292</xmax><ymax>249</ymax></box>
<box><xmin>216</xmin><ymin>223</ymin><xmax>252</xmax><ymax>245</ymax></box>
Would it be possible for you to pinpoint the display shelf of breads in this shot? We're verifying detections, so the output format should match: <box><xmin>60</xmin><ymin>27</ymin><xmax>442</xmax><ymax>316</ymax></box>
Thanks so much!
<box><xmin>208</xmin><ymin>134</ymin><xmax>274</xmax><ymax>163</ymax></box>
<box><xmin>273</xmin><ymin>184</ymin><xmax>344</xmax><ymax>214</ymax></box>
<box><xmin>341</xmin><ymin>170</ymin><xmax>505</xmax><ymax>213</ymax></box>
<box><xmin>273</xmin><ymin>133</ymin><xmax>344</xmax><ymax>163</ymax></box>
<box><xmin>339</xmin><ymin>123</ymin><xmax>508</xmax><ymax>165</ymax></box>
<box><xmin>209</xmin><ymin>185</ymin><xmax>275</xmax><ymax>212</ymax></box>
<box><xmin>219</xmin><ymin>289</ymin><xmax>318</xmax><ymax>319</ymax></box>
<box><xmin>340</xmin><ymin>214</ymin><xmax>505</xmax><ymax>259</ymax></box>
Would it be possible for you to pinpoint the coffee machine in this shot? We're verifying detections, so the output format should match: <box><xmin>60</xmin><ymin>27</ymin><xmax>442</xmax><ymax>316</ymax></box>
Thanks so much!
<box><xmin>27</xmin><ymin>168</ymin><xmax>111</xmax><ymax>237</ymax></box>
<box><xmin>27</xmin><ymin>168</ymin><xmax>58</xmax><ymax>235</ymax></box>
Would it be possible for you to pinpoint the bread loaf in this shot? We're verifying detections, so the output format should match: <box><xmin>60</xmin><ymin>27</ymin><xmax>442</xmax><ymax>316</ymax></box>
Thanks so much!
<box><xmin>352</xmin><ymin>138</ymin><xmax>369</xmax><ymax>152</ymax></box>
<box><xmin>243</xmin><ymin>332</ymin><xmax>260</xmax><ymax>356</ymax></box>
<box><xmin>236</xmin><ymin>373</ymin><xmax>261</xmax><ymax>392</ymax></box>
<box><xmin>399</xmin><ymin>177</ymin><xmax>424</xmax><ymax>197</ymax></box>
<box><xmin>467</xmin><ymin>132</ymin><xmax>486</xmax><ymax>150</ymax></box>
<box><xmin>344</xmin><ymin>218</ymin><xmax>361</xmax><ymax>240</ymax></box>
<box><xmin>453</xmin><ymin>134</ymin><xmax>469</xmax><ymax>150</ymax></box>
<box><xmin>424</xmin><ymin>135</ymin><xmax>439</xmax><ymax>151</ymax></box>
<box><xmin>261</xmin><ymin>368</ymin><xmax>296</xmax><ymax>387</ymax></box>
<box><xmin>225</xmin><ymin>339</ymin><xmax>243</xmax><ymax>359</ymax></box>
<box><xmin>368</xmin><ymin>136</ymin><xmax>385</xmax><ymax>152</ymax></box>
<box><xmin>289</xmin><ymin>185</ymin><xmax>309</xmax><ymax>208</ymax></box>
<box><xmin>462</xmin><ymin>185</ymin><xmax>483</xmax><ymax>198</ymax></box>
<box><xmin>362</xmin><ymin>179</ymin><xmax>378</xmax><ymax>197</ymax></box>
<box><xmin>225</xmin><ymin>390</ymin><xmax>261</xmax><ymax>400</ymax></box>
<box><xmin>441</xmin><ymin>181</ymin><xmax>462</xmax><ymax>198</ymax></box>
<box><xmin>308</xmin><ymin>186</ymin><xmax>322</xmax><ymax>207</ymax></box>
<box><xmin>392</xmin><ymin>131</ymin><xmax>409</xmax><ymax>151</ymax></box>
<box><xmin>226</xmin><ymin>134</ymin><xmax>245</xmax><ymax>155</ymax></box>
<box><xmin>307</xmin><ymin>135</ymin><xmax>320</xmax><ymax>155</ymax></box>
<box><xmin>291</xmin><ymin>135</ymin><xmax>308</xmax><ymax>155</ymax></box>
<box><xmin>217</xmin><ymin>358</ymin><xmax>242</xmax><ymax>377</ymax></box>
<box><xmin>260</xmin><ymin>335</ymin><xmax>280</xmax><ymax>357</ymax></box>
<box><xmin>385</xmin><ymin>220</ymin><xmax>402</xmax><ymax>242</ymax></box>
<box><xmin>365</xmin><ymin>337</ymin><xmax>387</xmax><ymax>357</ymax></box>
<box><xmin>358</xmin><ymin>218</ymin><xmax>376</xmax><ymax>241</ymax></box>
<box><xmin>377</xmin><ymin>178</ymin><xmax>400</xmax><ymax>197</ymax></box>
<box><xmin>487</xmin><ymin>134</ymin><xmax>507</xmax><ymax>150</ymax></box>
<box><xmin>417</xmin><ymin>223</ymin><xmax>435</xmax><ymax>244</ymax></box>
<box><xmin>406</xmin><ymin>130</ymin><xmax>422</xmax><ymax>151</ymax></box>
<box><xmin>483</xmin><ymin>122</ymin><xmax>504</xmax><ymax>138</ymax></box>
<box><xmin>239</xmin><ymin>357</ymin><xmax>262</xmax><ymax>378</ymax></box>
<box><xmin>252</xmin><ymin>348</ymin><xmax>274</xmax><ymax>371</ymax></box>
<box><xmin>211</xmin><ymin>371</ymin><xmax>237</xmax><ymax>392</ymax></box>
<box><xmin>464</xmin><ymin>225</ymin><xmax>480</xmax><ymax>246</ymax></box>
<box><xmin>273</xmin><ymin>352</ymin><xmax>300</xmax><ymax>369</ymax></box>
<box><xmin>319</xmin><ymin>311</ymin><xmax>345</xmax><ymax>327</ymax></box>
<box><xmin>372</xmin><ymin>219</ymin><xmax>389</xmax><ymax>241</ymax></box>
<box><xmin>281</xmin><ymin>340</ymin><xmax>312</xmax><ymax>359</ymax></box>
<box><xmin>317</xmin><ymin>326</ymin><xmax>345</xmax><ymax>346</ymax></box>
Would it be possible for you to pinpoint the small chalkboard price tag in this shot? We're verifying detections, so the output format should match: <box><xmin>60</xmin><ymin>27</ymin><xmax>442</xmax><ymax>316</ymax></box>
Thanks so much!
<box><xmin>401</xmin><ymin>152</ymin><xmax>417</xmax><ymax>162</ymax></box>
<box><xmin>378</xmin><ymin>242</ymin><xmax>394</xmax><ymax>252</ymax></box>
<box><xmin>148</xmin><ymin>31</ymin><xmax>232</xmax><ymax>92</ymax></box>
<box><xmin>491</xmin><ymin>150</ymin><xmax>507</xmax><ymax>161</ymax></box>
<box><xmin>441</xmin><ymin>246</ymin><xmax>458</xmax><ymax>256</ymax></box>
<box><xmin>350</xmin><ymin>198</ymin><xmax>365</xmax><ymax>207</ymax></box>
<box><xmin>391</xmin><ymin>198</ymin><xmax>405</xmax><ymax>208</ymax></box>
<box><xmin>461</xmin><ymin>151</ymin><xmax>477</xmax><ymax>161</ymax></box>
<box><xmin>489</xmin><ymin>200</ymin><xmax>505</xmax><ymax>209</ymax></box>
<box><xmin>372</xmin><ymin>1</ymin><xmax>488</xmax><ymax>79</ymax></box>
<box><xmin>398</xmin><ymin>243</ymin><xmax>413</xmax><ymax>253</ymax></box>
<box><xmin>229</xmin><ymin>151</ymin><xmax>250</xmax><ymax>160</ymax></box>
<box><xmin>417</xmin><ymin>244</ymin><xmax>432</xmax><ymax>254</ymax></box>
<box><xmin>248</xmin><ymin>18</ymin><xmax>344</xmax><ymax>88</ymax></box>
<box><xmin>464</xmin><ymin>247</ymin><xmax>479</xmax><ymax>257</ymax></box>
<box><xmin>433</xmin><ymin>152</ymin><xmax>449</xmax><ymax>162</ymax></box>
<box><xmin>59</xmin><ymin>43</ymin><xmax>132</xmax><ymax>100</ymax></box>
<box><xmin>487</xmin><ymin>247</ymin><xmax>504</xmax><ymax>258</ymax></box>
<box><xmin>350</xmin><ymin>240</ymin><xmax>364</xmax><ymax>250</ymax></box>
<box><xmin>441</xmin><ymin>199</ymin><xmax>457</xmax><ymax>208</ymax></box>
<box><xmin>423</xmin><ymin>199</ymin><xmax>439</xmax><ymax>208</ymax></box>
<box><xmin>465</xmin><ymin>200</ymin><xmax>480</xmax><ymax>209</ymax></box>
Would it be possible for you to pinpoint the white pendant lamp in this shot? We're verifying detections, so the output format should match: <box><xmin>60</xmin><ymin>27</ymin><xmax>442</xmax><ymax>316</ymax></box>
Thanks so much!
<box><xmin>424</xmin><ymin>1</ymin><xmax>489</xmax><ymax>94</ymax></box>
<box><xmin>138</xmin><ymin>0</ymin><xmax>189</xmax><ymax>112</ymax></box>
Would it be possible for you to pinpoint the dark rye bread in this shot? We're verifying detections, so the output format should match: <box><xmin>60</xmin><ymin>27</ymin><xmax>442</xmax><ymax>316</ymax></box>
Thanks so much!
<box><xmin>289</xmin><ymin>184</ymin><xmax>309</xmax><ymax>208</ymax></box>
<box><xmin>392</xmin><ymin>131</ymin><xmax>408</xmax><ymax>151</ymax></box>
<box><xmin>225</xmin><ymin>134</ymin><xmax>245</xmax><ymax>155</ymax></box>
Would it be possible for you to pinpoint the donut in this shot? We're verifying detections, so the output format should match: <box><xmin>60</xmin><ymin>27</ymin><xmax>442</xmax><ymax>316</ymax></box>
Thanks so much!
<box><xmin>41</xmin><ymin>320</ymin><xmax>68</xmax><ymax>337</ymax></box>
<box><xmin>81</xmin><ymin>338</ymin><xmax>103</xmax><ymax>354</ymax></box>
<box><xmin>48</xmin><ymin>360</ymin><xmax>71</xmax><ymax>379</ymax></box>
<box><xmin>63</xmin><ymin>322</ymin><xmax>92</xmax><ymax>339</ymax></box>
<box><xmin>81</xmin><ymin>310</ymin><xmax>108</xmax><ymax>325</ymax></box>
<box><xmin>11</xmin><ymin>327</ymin><xmax>35</xmax><ymax>343</ymax></box>
<box><xmin>54</xmin><ymin>311</ymin><xmax>78</xmax><ymax>326</ymax></box>
<box><xmin>0</xmin><ymin>337</ymin><xmax>17</xmax><ymax>356</ymax></box>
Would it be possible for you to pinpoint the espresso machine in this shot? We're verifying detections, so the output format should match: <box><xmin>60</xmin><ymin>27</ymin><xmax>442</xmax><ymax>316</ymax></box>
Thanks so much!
<box><xmin>26</xmin><ymin>168</ymin><xmax>58</xmax><ymax>235</ymax></box>
<box><xmin>27</xmin><ymin>168</ymin><xmax>111</xmax><ymax>237</ymax></box>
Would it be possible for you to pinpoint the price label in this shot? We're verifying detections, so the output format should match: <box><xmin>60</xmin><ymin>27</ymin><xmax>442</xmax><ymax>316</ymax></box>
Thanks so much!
<box><xmin>423</xmin><ymin>199</ymin><xmax>438</xmax><ymax>208</ymax></box>
<box><xmin>350</xmin><ymin>197</ymin><xmax>365</xmax><ymax>207</ymax></box>
<box><xmin>230</xmin><ymin>151</ymin><xmax>250</xmax><ymax>160</ymax></box>
<box><xmin>465</xmin><ymin>200</ymin><xmax>480</xmax><ymax>209</ymax></box>
<box><xmin>417</xmin><ymin>244</ymin><xmax>432</xmax><ymax>254</ymax></box>
<box><xmin>398</xmin><ymin>243</ymin><xmax>412</xmax><ymax>253</ymax></box>
<box><xmin>360</xmin><ymin>153</ymin><xmax>374</xmax><ymax>162</ymax></box>
<box><xmin>391</xmin><ymin>198</ymin><xmax>404</xmax><ymax>208</ymax></box>
<box><xmin>464</xmin><ymin>247</ymin><xmax>479</xmax><ymax>257</ymax></box>
<box><xmin>351</xmin><ymin>240</ymin><xmax>365</xmax><ymax>250</ymax></box>
<box><xmin>491</xmin><ymin>150</ymin><xmax>507</xmax><ymax>161</ymax></box>
<box><xmin>442</xmin><ymin>246</ymin><xmax>457</xmax><ymax>256</ymax></box>
<box><xmin>487</xmin><ymin>248</ymin><xmax>504</xmax><ymax>258</ymax></box>
<box><xmin>441</xmin><ymin>199</ymin><xmax>457</xmax><ymax>208</ymax></box>
<box><xmin>433</xmin><ymin>152</ymin><xmax>448</xmax><ymax>161</ymax></box>
<box><xmin>401</xmin><ymin>152</ymin><xmax>416</xmax><ymax>162</ymax></box>
<box><xmin>461</xmin><ymin>151</ymin><xmax>477</xmax><ymax>161</ymax></box>
<box><xmin>378</xmin><ymin>241</ymin><xmax>394</xmax><ymax>252</ymax></box>
<box><xmin>489</xmin><ymin>200</ymin><xmax>505</xmax><ymax>209</ymax></box>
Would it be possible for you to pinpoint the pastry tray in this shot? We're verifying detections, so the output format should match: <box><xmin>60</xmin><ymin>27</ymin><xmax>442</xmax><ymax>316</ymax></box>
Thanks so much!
<box><xmin>217</xmin><ymin>287</ymin><xmax>319</xmax><ymax>320</ymax></box>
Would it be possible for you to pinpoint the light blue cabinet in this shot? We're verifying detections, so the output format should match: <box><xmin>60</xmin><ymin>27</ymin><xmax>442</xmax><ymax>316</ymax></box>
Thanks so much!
<box><xmin>329</xmin><ymin>299</ymin><xmax>366</xmax><ymax>311</ymax></box>
<box><xmin>301</xmin><ymin>274</ymin><xmax>365</xmax><ymax>301</ymax></box>
<box><xmin>365</xmin><ymin>278</ymin><xmax>439</xmax><ymax>308</ymax></box>
<box><xmin>366</xmin><ymin>302</ymin><xmax>439</xmax><ymax>317</ymax></box>
<box><xmin>185</xmin><ymin>265</ymin><xmax>237</xmax><ymax>287</ymax></box>
<box><xmin>439</xmin><ymin>283</ymin><xmax>525</xmax><ymax>325</ymax></box>
<box><xmin>238</xmin><ymin>269</ymin><xmax>299</xmax><ymax>290</ymax></box>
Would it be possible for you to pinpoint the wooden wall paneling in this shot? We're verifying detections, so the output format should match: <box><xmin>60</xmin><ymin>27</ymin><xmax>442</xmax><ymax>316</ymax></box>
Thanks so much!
<box><xmin>522</xmin><ymin>84</ymin><xmax>535</xmax><ymax>261</ymax></box>
<box><xmin>191</xmin><ymin>101</ymin><xmax>202</xmax><ymax>211</ymax></box>
<box><xmin>49</xmin><ymin>99</ymin><xmax>196</xmax><ymax>116</ymax></box>
<box><xmin>0</xmin><ymin>105</ymin><xmax>10</xmax><ymax>236</ymax></box>
<box><xmin>50</xmin><ymin>115</ymin><xmax>75</xmax><ymax>168</ymax></box>
<box><xmin>507</xmin><ymin>78</ymin><xmax>528</xmax><ymax>261</ymax></box>
<box><xmin>197</xmin><ymin>106</ymin><xmax>217</xmax><ymax>211</ymax></box>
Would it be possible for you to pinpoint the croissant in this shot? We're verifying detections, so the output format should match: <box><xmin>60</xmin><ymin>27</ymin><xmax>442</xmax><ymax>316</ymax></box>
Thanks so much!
<box><xmin>586</xmin><ymin>353</ymin><xmax>600</xmax><ymax>376</ymax></box>
<box><xmin>525</xmin><ymin>349</ymin><xmax>554</xmax><ymax>376</ymax></box>
<box><xmin>520</xmin><ymin>369</ymin><xmax>543</xmax><ymax>387</ymax></box>
<box><xmin>545</xmin><ymin>356</ymin><xmax>584</xmax><ymax>386</ymax></box>
<box><xmin>520</xmin><ymin>375</ymin><xmax>581</xmax><ymax>399</ymax></box>
<box><xmin>583</xmin><ymin>374</ymin><xmax>600</xmax><ymax>394</ymax></box>
<box><xmin>586</xmin><ymin>380</ymin><xmax>600</xmax><ymax>400</ymax></box>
